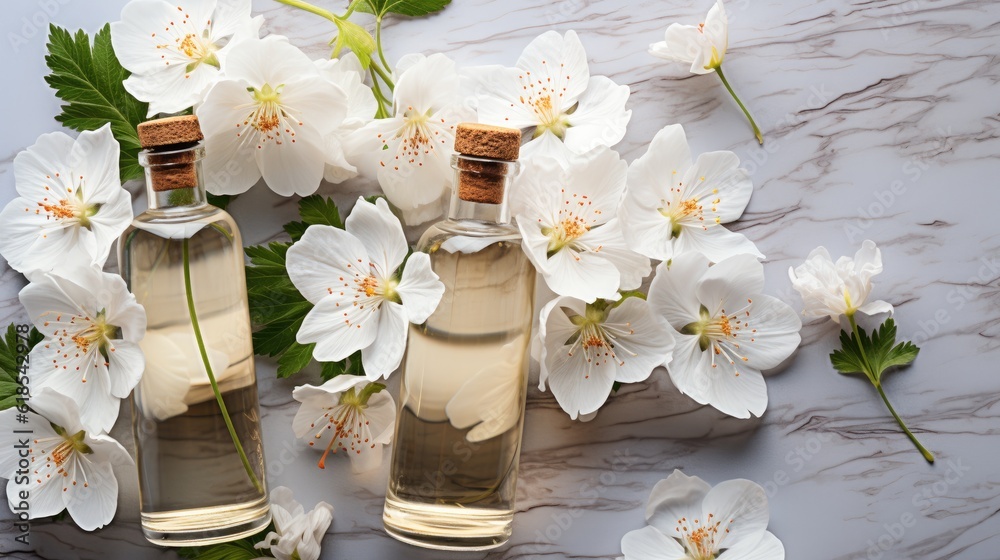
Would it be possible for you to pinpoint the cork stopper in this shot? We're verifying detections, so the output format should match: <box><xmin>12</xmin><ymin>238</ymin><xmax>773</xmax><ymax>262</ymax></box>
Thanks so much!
<box><xmin>454</xmin><ymin>123</ymin><xmax>521</xmax><ymax>204</ymax></box>
<box><xmin>138</xmin><ymin>116</ymin><xmax>204</xmax><ymax>192</ymax></box>
<box><xmin>137</xmin><ymin>115</ymin><xmax>204</xmax><ymax>148</ymax></box>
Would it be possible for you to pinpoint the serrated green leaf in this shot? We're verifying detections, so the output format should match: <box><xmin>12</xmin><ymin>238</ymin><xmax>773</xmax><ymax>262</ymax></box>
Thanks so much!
<box><xmin>333</xmin><ymin>18</ymin><xmax>376</xmax><ymax>69</ymax></box>
<box><xmin>277</xmin><ymin>341</ymin><xmax>317</xmax><ymax>378</ymax></box>
<box><xmin>354</xmin><ymin>0</ymin><xmax>452</xmax><ymax>17</ymax></box>
<box><xmin>178</xmin><ymin>523</ymin><xmax>272</xmax><ymax>560</ymax></box>
<box><xmin>0</xmin><ymin>325</ymin><xmax>43</xmax><ymax>411</ymax></box>
<box><xmin>284</xmin><ymin>195</ymin><xmax>345</xmax><ymax>242</ymax></box>
<box><xmin>829</xmin><ymin>318</ymin><xmax>920</xmax><ymax>384</ymax></box>
<box><xmin>45</xmin><ymin>24</ymin><xmax>149</xmax><ymax>182</ymax></box>
<box><xmin>320</xmin><ymin>350</ymin><xmax>364</xmax><ymax>381</ymax></box>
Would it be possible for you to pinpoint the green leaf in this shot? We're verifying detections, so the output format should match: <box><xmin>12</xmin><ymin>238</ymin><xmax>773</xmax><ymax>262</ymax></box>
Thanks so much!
<box><xmin>277</xmin><ymin>341</ymin><xmax>317</xmax><ymax>378</ymax></box>
<box><xmin>0</xmin><ymin>325</ymin><xmax>43</xmax><ymax>411</ymax></box>
<box><xmin>207</xmin><ymin>194</ymin><xmax>234</xmax><ymax>211</ymax></box>
<box><xmin>332</xmin><ymin>18</ymin><xmax>376</xmax><ymax>69</ymax></box>
<box><xmin>320</xmin><ymin>350</ymin><xmax>364</xmax><ymax>381</ymax></box>
<box><xmin>283</xmin><ymin>195</ymin><xmax>345</xmax><ymax>242</ymax></box>
<box><xmin>829</xmin><ymin>319</ymin><xmax>920</xmax><ymax>384</ymax></box>
<box><xmin>178</xmin><ymin>523</ymin><xmax>272</xmax><ymax>560</ymax></box>
<box><xmin>45</xmin><ymin>24</ymin><xmax>149</xmax><ymax>182</ymax></box>
<box><xmin>354</xmin><ymin>0</ymin><xmax>452</xmax><ymax>17</ymax></box>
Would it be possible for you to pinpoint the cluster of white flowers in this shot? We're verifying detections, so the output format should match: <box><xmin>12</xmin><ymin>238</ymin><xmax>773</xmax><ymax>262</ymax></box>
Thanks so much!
<box><xmin>0</xmin><ymin>125</ymin><xmax>145</xmax><ymax>530</ymax></box>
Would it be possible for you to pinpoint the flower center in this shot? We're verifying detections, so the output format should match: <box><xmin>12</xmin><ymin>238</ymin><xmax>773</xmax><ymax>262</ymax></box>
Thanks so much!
<box><xmin>156</xmin><ymin>27</ymin><xmax>220</xmax><ymax>71</ymax></box>
<box><xmin>249</xmin><ymin>83</ymin><xmax>285</xmax><ymax>133</ymax></box>
<box><xmin>675</xmin><ymin>513</ymin><xmax>731</xmax><ymax>560</ymax></box>
<box><xmin>682</xmin><ymin>303</ymin><xmax>756</xmax><ymax>375</ymax></box>
<box><xmin>543</xmin><ymin>213</ymin><xmax>590</xmax><ymax>255</ymax></box>
<box><xmin>661</xmin><ymin>197</ymin><xmax>704</xmax><ymax>238</ymax></box>
<box><xmin>44</xmin><ymin>310</ymin><xmax>116</xmax><ymax>382</ymax></box>
<box><xmin>531</xmin><ymin>95</ymin><xmax>572</xmax><ymax>139</ymax></box>
<box><xmin>34</xmin><ymin>186</ymin><xmax>99</xmax><ymax>228</ymax></box>
<box><xmin>310</xmin><ymin>383</ymin><xmax>385</xmax><ymax>469</ymax></box>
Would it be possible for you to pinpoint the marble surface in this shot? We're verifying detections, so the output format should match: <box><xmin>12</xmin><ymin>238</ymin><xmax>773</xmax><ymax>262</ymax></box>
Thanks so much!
<box><xmin>2</xmin><ymin>0</ymin><xmax>1000</xmax><ymax>559</ymax></box>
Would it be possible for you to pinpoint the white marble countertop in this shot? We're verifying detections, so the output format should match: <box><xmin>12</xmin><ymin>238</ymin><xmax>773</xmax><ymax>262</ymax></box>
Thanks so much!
<box><xmin>2</xmin><ymin>0</ymin><xmax>999</xmax><ymax>559</ymax></box>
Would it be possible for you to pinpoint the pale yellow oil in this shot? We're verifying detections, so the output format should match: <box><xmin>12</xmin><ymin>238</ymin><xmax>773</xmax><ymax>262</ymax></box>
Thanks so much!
<box><xmin>384</xmin><ymin>220</ymin><xmax>535</xmax><ymax>550</ymax></box>
<box><xmin>119</xmin><ymin>205</ymin><xmax>269</xmax><ymax>546</ymax></box>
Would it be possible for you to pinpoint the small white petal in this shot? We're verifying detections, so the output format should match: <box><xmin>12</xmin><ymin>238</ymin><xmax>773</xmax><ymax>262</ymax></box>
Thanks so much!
<box><xmin>345</xmin><ymin>198</ymin><xmax>408</xmax><ymax>279</ymax></box>
<box><xmin>645</xmin><ymin>469</ymin><xmax>712</xmax><ymax>534</ymax></box>
<box><xmin>395</xmin><ymin>252</ymin><xmax>445</xmax><ymax>324</ymax></box>
<box><xmin>701</xmin><ymin>478</ymin><xmax>770</xmax><ymax>551</ymax></box>
<box><xmin>621</xmin><ymin>525</ymin><xmax>689</xmax><ymax>560</ymax></box>
<box><xmin>360</xmin><ymin>301</ymin><xmax>408</xmax><ymax>380</ymax></box>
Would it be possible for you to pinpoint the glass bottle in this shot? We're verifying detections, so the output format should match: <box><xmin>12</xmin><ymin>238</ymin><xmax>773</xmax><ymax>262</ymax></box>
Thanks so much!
<box><xmin>383</xmin><ymin>124</ymin><xmax>536</xmax><ymax>551</ymax></box>
<box><xmin>118</xmin><ymin>116</ymin><xmax>270</xmax><ymax>546</ymax></box>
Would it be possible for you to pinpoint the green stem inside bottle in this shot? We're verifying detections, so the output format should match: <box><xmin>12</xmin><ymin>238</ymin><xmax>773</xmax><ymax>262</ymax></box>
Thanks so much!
<box><xmin>181</xmin><ymin>238</ymin><xmax>264</xmax><ymax>492</ymax></box>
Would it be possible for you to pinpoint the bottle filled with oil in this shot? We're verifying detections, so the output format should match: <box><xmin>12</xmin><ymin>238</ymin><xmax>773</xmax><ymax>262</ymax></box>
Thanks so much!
<box><xmin>119</xmin><ymin>116</ymin><xmax>269</xmax><ymax>546</ymax></box>
<box><xmin>383</xmin><ymin>124</ymin><xmax>535</xmax><ymax>550</ymax></box>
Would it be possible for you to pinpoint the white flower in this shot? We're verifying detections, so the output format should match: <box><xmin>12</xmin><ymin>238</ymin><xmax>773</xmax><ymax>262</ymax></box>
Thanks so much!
<box><xmin>0</xmin><ymin>125</ymin><xmax>132</xmax><ymax>275</ymax></box>
<box><xmin>254</xmin><ymin>486</ymin><xmax>333</xmax><ymax>560</ymax></box>
<box><xmin>20</xmin><ymin>266</ymin><xmax>147</xmax><ymax>433</ymax></box>
<box><xmin>0</xmin><ymin>389</ymin><xmax>133</xmax><ymax>531</ymax></box>
<box><xmin>286</xmin><ymin>197</ymin><xmax>445</xmax><ymax>380</ymax></box>
<box><xmin>537</xmin><ymin>296</ymin><xmax>675</xmax><ymax>420</ymax></box>
<box><xmin>649</xmin><ymin>0</ymin><xmax>728</xmax><ymax>74</ymax></box>
<box><xmin>292</xmin><ymin>375</ymin><xmax>395</xmax><ymax>473</ymax></box>
<box><xmin>477</xmin><ymin>30</ymin><xmax>631</xmax><ymax>160</ymax></box>
<box><xmin>621</xmin><ymin>469</ymin><xmax>784</xmax><ymax>560</ymax></box>
<box><xmin>512</xmin><ymin>147</ymin><xmax>650</xmax><ymax>303</ymax></box>
<box><xmin>647</xmin><ymin>253</ymin><xmax>800</xmax><ymax>419</ymax></box>
<box><xmin>314</xmin><ymin>53</ymin><xmax>377</xmax><ymax>184</ymax></box>
<box><xmin>788</xmin><ymin>240</ymin><xmax>893</xmax><ymax>322</ymax></box>
<box><xmin>621</xmin><ymin>124</ymin><xmax>761</xmax><ymax>264</ymax></box>
<box><xmin>111</xmin><ymin>0</ymin><xmax>262</xmax><ymax>116</ymax></box>
<box><xmin>197</xmin><ymin>35</ymin><xmax>349</xmax><ymax>197</ymax></box>
<box><xmin>347</xmin><ymin>53</ymin><xmax>475</xmax><ymax>225</ymax></box>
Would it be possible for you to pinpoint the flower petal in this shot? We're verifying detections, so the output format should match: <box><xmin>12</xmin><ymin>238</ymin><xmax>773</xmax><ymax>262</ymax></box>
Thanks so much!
<box><xmin>682</xmin><ymin>150</ymin><xmax>752</xmax><ymax>224</ymax></box>
<box><xmin>105</xmin><ymin>340</ymin><xmax>145</xmax><ymax>398</ymax></box>
<box><xmin>345</xmin><ymin>198</ymin><xmax>407</xmax><ymax>280</ymax></box>
<box><xmin>645</xmin><ymin>469</ymin><xmax>712</xmax><ymax>536</ymax></box>
<box><xmin>297</xmin><ymin>296</ymin><xmax>380</xmax><ymax>363</ymax></box>
<box><xmin>621</xmin><ymin>525</ymin><xmax>689</xmax><ymax>560</ymax></box>
<box><xmin>542</xmin><ymin>247</ymin><xmax>623</xmax><ymax>303</ymax></box>
<box><xmin>717</xmin><ymin>530</ymin><xmax>784</xmax><ymax>560</ymax></box>
<box><xmin>737</xmin><ymin>295</ymin><xmax>802</xmax><ymax>371</ymax></box>
<box><xmin>701</xmin><ymin>478</ymin><xmax>770</xmax><ymax>552</ymax></box>
<box><xmin>563</xmin><ymin>75</ymin><xmax>631</xmax><ymax>153</ymax></box>
<box><xmin>517</xmin><ymin>30</ymin><xmax>590</xmax><ymax>105</ymax></box>
<box><xmin>65</xmin><ymin>459</ymin><xmax>119</xmax><ymax>531</ymax></box>
<box><xmin>360</xmin><ymin>301</ymin><xmax>408</xmax><ymax>380</ymax></box>
<box><xmin>286</xmin><ymin>225</ymin><xmax>370</xmax><ymax>305</ymax></box>
<box><xmin>695</xmin><ymin>254</ymin><xmax>765</xmax><ymax>317</ymax></box>
<box><xmin>647</xmin><ymin>253</ymin><xmax>710</xmax><ymax>330</ymax></box>
<box><xmin>604</xmin><ymin>297</ymin><xmax>675</xmax><ymax>382</ymax></box>
<box><xmin>395</xmin><ymin>252</ymin><xmax>445</xmax><ymax>324</ymax></box>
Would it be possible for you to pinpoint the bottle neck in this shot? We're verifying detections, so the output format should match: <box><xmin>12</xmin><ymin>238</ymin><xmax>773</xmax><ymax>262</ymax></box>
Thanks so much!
<box><xmin>140</xmin><ymin>143</ymin><xmax>209</xmax><ymax>211</ymax></box>
<box><xmin>447</xmin><ymin>154</ymin><xmax>519</xmax><ymax>225</ymax></box>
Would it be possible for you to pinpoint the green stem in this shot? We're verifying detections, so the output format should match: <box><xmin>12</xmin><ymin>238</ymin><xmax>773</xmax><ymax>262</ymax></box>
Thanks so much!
<box><xmin>849</xmin><ymin>313</ymin><xmax>934</xmax><ymax>464</ymax></box>
<box><xmin>370</xmin><ymin>68</ymin><xmax>391</xmax><ymax>118</ymax></box>
<box><xmin>375</xmin><ymin>16</ymin><xmax>391</xmax><ymax>72</ymax></box>
<box><xmin>182</xmin><ymin>239</ymin><xmax>264</xmax><ymax>493</ymax></box>
<box><xmin>875</xmin><ymin>382</ymin><xmax>935</xmax><ymax>464</ymax></box>
<box><xmin>274</xmin><ymin>0</ymin><xmax>338</xmax><ymax>23</ymax></box>
<box><xmin>714</xmin><ymin>64</ymin><xmax>763</xmax><ymax>145</ymax></box>
<box><xmin>370</xmin><ymin>60</ymin><xmax>395</xmax><ymax>91</ymax></box>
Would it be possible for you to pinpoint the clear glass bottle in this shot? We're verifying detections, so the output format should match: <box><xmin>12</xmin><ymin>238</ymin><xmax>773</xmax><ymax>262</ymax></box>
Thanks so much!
<box><xmin>383</xmin><ymin>125</ymin><xmax>536</xmax><ymax>551</ymax></box>
<box><xmin>118</xmin><ymin>116</ymin><xmax>269</xmax><ymax>546</ymax></box>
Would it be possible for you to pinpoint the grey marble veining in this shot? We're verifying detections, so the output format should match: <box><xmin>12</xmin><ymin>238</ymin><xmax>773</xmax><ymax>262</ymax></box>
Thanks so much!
<box><xmin>1</xmin><ymin>0</ymin><xmax>999</xmax><ymax>559</ymax></box>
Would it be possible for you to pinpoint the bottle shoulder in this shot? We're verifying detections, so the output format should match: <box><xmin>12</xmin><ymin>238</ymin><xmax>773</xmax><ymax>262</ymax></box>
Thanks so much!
<box><xmin>126</xmin><ymin>204</ymin><xmax>240</xmax><ymax>242</ymax></box>
<box><xmin>417</xmin><ymin>219</ymin><xmax>522</xmax><ymax>254</ymax></box>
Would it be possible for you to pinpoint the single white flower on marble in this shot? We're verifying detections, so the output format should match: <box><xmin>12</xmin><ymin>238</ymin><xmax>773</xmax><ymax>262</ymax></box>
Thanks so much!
<box><xmin>292</xmin><ymin>375</ymin><xmax>395</xmax><ymax>473</ymax></box>
<box><xmin>648</xmin><ymin>1</ymin><xmax>763</xmax><ymax>144</ymax></box>
<box><xmin>254</xmin><ymin>486</ymin><xmax>334</xmax><ymax>560</ymax></box>
<box><xmin>788</xmin><ymin>240</ymin><xmax>893</xmax><ymax>322</ymax></box>
<box><xmin>537</xmin><ymin>295</ymin><xmax>675</xmax><ymax>420</ymax></box>
<box><xmin>621</xmin><ymin>469</ymin><xmax>784</xmax><ymax>560</ymax></box>
<box><xmin>512</xmin><ymin>147</ymin><xmax>650</xmax><ymax>303</ymax></box>
<box><xmin>111</xmin><ymin>0</ymin><xmax>262</xmax><ymax>116</ymax></box>
<box><xmin>314</xmin><ymin>53</ymin><xmax>378</xmax><ymax>184</ymax></box>
<box><xmin>0</xmin><ymin>125</ymin><xmax>132</xmax><ymax>275</ymax></box>
<box><xmin>286</xmin><ymin>197</ymin><xmax>445</xmax><ymax>380</ymax></box>
<box><xmin>650</xmin><ymin>0</ymin><xmax>728</xmax><ymax>74</ymax></box>
<box><xmin>347</xmin><ymin>53</ymin><xmax>476</xmax><ymax>225</ymax></box>
<box><xmin>647</xmin><ymin>253</ymin><xmax>801</xmax><ymax>419</ymax></box>
<box><xmin>477</xmin><ymin>30</ymin><xmax>631</xmax><ymax>160</ymax></box>
<box><xmin>0</xmin><ymin>388</ymin><xmax>133</xmax><ymax>531</ymax></box>
<box><xmin>621</xmin><ymin>124</ymin><xmax>761</xmax><ymax>264</ymax></box>
<box><xmin>197</xmin><ymin>35</ymin><xmax>349</xmax><ymax>197</ymax></box>
<box><xmin>20</xmin><ymin>266</ymin><xmax>147</xmax><ymax>433</ymax></box>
